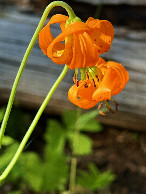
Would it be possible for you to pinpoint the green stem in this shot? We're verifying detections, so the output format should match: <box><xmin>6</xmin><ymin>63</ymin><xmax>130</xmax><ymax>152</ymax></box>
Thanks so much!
<box><xmin>69</xmin><ymin>108</ymin><xmax>82</xmax><ymax>193</ymax></box>
<box><xmin>0</xmin><ymin>1</ymin><xmax>76</xmax><ymax>147</ymax></box>
<box><xmin>0</xmin><ymin>65</ymin><xmax>68</xmax><ymax>183</ymax></box>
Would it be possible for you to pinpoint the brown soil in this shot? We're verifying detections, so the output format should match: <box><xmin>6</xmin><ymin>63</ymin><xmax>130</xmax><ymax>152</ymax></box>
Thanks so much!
<box><xmin>79</xmin><ymin>126</ymin><xmax>146</xmax><ymax>194</ymax></box>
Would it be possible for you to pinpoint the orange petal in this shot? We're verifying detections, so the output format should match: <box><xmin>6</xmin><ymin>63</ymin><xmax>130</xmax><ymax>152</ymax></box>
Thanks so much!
<box><xmin>93</xmin><ymin>88</ymin><xmax>112</xmax><ymax>101</ymax></box>
<box><xmin>68</xmin><ymin>32</ymin><xmax>99</xmax><ymax>69</ymax></box>
<box><xmin>93</xmin><ymin>62</ymin><xmax>129</xmax><ymax>100</ymax></box>
<box><xmin>99</xmin><ymin>61</ymin><xmax>129</xmax><ymax>95</ymax></box>
<box><xmin>86</xmin><ymin>17</ymin><xmax>114</xmax><ymax>41</ymax></box>
<box><xmin>88</xmin><ymin>29</ymin><xmax>112</xmax><ymax>54</ymax></box>
<box><xmin>47</xmin><ymin>22</ymin><xmax>91</xmax><ymax>65</ymax></box>
<box><xmin>68</xmin><ymin>81</ymin><xmax>98</xmax><ymax>109</ymax></box>
<box><xmin>86</xmin><ymin>17</ymin><xmax>114</xmax><ymax>54</ymax></box>
<box><xmin>96</xmin><ymin>57</ymin><xmax>106</xmax><ymax>66</ymax></box>
<box><xmin>39</xmin><ymin>14</ymin><xmax>68</xmax><ymax>55</ymax></box>
<box><xmin>48</xmin><ymin>14</ymin><xmax>68</xmax><ymax>25</ymax></box>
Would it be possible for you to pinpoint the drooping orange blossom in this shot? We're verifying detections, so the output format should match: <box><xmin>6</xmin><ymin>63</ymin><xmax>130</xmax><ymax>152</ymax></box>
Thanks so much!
<box><xmin>68</xmin><ymin>58</ymin><xmax>129</xmax><ymax>111</ymax></box>
<box><xmin>39</xmin><ymin>14</ymin><xmax>114</xmax><ymax>69</ymax></box>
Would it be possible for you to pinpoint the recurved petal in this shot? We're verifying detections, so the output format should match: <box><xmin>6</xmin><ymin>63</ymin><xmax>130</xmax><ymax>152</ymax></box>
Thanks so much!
<box><xmin>93</xmin><ymin>62</ymin><xmax>129</xmax><ymax>100</ymax></box>
<box><xmin>48</xmin><ymin>14</ymin><xmax>68</xmax><ymax>25</ymax></box>
<box><xmin>39</xmin><ymin>14</ymin><xmax>68</xmax><ymax>55</ymax></box>
<box><xmin>47</xmin><ymin>22</ymin><xmax>91</xmax><ymax>65</ymax></box>
<box><xmin>68</xmin><ymin>81</ymin><xmax>98</xmax><ymax>109</ymax></box>
<box><xmin>88</xmin><ymin>29</ymin><xmax>112</xmax><ymax>55</ymax></box>
<box><xmin>107</xmin><ymin>62</ymin><xmax>129</xmax><ymax>85</ymax></box>
<box><xmin>39</xmin><ymin>22</ymin><xmax>54</xmax><ymax>55</ymax></box>
<box><xmin>47</xmin><ymin>35</ymin><xmax>73</xmax><ymax>65</ymax></box>
<box><xmin>100</xmin><ymin>61</ymin><xmax>129</xmax><ymax>94</ymax></box>
<box><xmin>86</xmin><ymin>17</ymin><xmax>114</xmax><ymax>41</ymax></box>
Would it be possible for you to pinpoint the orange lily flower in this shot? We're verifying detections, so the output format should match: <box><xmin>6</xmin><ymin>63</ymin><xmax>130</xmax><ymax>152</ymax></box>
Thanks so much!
<box><xmin>39</xmin><ymin>14</ymin><xmax>114</xmax><ymax>69</ymax></box>
<box><xmin>68</xmin><ymin>58</ymin><xmax>129</xmax><ymax>110</ymax></box>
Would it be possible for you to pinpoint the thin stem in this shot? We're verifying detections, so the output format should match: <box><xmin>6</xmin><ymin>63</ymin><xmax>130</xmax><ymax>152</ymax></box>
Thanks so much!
<box><xmin>0</xmin><ymin>65</ymin><xmax>68</xmax><ymax>183</ymax></box>
<box><xmin>94</xmin><ymin>0</ymin><xmax>103</xmax><ymax>19</ymax></box>
<box><xmin>0</xmin><ymin>1</ymin><xmax>76</xmax><ymax>147</ymax></box>
<box><xmin>69</xmin><ymin>108</ymin><xmax>82</xmax><ymax>193</ymax></box>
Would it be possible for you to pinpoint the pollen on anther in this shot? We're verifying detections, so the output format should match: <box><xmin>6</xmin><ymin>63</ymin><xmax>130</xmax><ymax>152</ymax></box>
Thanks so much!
<box><xmin>76</xmin><ymin>80</ymin><xmax>79</xmax><ymax>87</ymax></box>
<box><xmin>84</xmin><ymin>82</ymin><xmax>88</xmax><ymax>88</ymax></box>
<box><xmin>86</xmin><ymin>71</ymin><xmax>89</xmax><ymax>79</ymax></box>
<box><xmin>95</xmin><ymin>75</ymin><xmax>99</xmax><ymax>82</ymax></box>
<box><xmin>92</xmin><ymin>79</ymin><xmax>96</xmax><ymax>87</ymax></box>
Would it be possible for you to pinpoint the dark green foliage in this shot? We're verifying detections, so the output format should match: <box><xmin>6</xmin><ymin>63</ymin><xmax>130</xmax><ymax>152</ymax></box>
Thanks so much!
<box><xmin>77</xmin><ymin>163</ymin><xmax>116</xmax><ymax>191</ymax></box>
<box><xmin>0</xmin><ymin>107</ymin><xmax>115</xmax><ymax>193</ymax></box>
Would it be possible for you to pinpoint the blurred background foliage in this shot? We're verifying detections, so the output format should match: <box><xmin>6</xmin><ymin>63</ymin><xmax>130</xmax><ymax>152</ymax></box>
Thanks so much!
<box><xmin>0</xmin><ymin>0</ymin><xmax>145</xmax><ymax>29</ymax></box>
<box><xmin>0</xmin><ymin>107</ymin><xmax>115</xmax><ymax>193</ymax></box>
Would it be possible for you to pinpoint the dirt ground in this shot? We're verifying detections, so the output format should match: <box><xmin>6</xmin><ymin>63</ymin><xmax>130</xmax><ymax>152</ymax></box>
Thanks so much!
<box><xmin>79</xmin><ymin>126</ymin><xmax>146</xmax><ymax>194</ymax></box>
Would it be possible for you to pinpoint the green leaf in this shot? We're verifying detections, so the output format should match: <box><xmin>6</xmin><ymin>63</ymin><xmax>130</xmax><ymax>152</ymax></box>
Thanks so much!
<box><xmin>67</xmin><ymin>132</ymin><xmax>92</xmax><ymax>155</ymax></box>
<box><xmin>78</xmin><ymin>119</ymin><xmax>103</xmax><ymax>132</ymax></box>
<box><xmin>7</xmin><ymin>191</ymin><xmax>22</xmax><ymax>194</ymax></box>
<box><xmin>0</xmin><ymin>107</ymin><xmax>5</xmax><ymax>123</ymax></box>
<box><xmin>44</xmin><ymin>119</ymin><xmax>66</xmax><ymax>159</ymax></box>
<box><xmin>77</xmin><ymin>163</ymin><xmax>116</xmax><ymax>191</ymax></box>
<box><xmin>0</xmin><ymin>143</ymin><xmax>19</xmax><ymax>170</ymax></box>
<box><xmin>78</xmin><ymin>109</ymin><xmax>106</xmax><ymax>131</ymax></box>
<box><xmin>20</xmin><ymin>152</ymin><xmax>43</xmax><ymax>192</ymax></box>
<box><xmin>62</xmin><ymin>110</ymin><xmax>77</xmax><ymax>130</ymax></box>
<box><xmin>42</xmin><ymin>154</ymin><xmax>69</xmax><ymax>192</ymax></box>
<box><xmin>1</xmin><ymin>136</ymin><xmax>15</xmax><ymax>146</ymax></box>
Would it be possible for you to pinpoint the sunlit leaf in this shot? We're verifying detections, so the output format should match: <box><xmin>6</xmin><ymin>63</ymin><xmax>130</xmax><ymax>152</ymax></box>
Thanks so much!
<box><xmin>78</xmin><ymin>119</ymin><xmax>103</xmax><ymax>132</ymax></box>
<box><xmin>20</xmin><ymin>152</ymin><xmax>43</xmax><ymax>192</ymax></box>
<box><xmin>78</xmin><ymin>109</ymin><xmax>106</xmax><ymax>127</ymax></box>
<box><xmin>62</xmin><ymin>110</ymin><xmax>77</xmax><ymax>130</ymax></box>
<box><xmin>44</xmin><ymin>119</ymin><xmax>66</xmax><ymax>159</ymax></box>
<box><xmin>2</xmin><ymin>136</ymin><xmax>15</xmax><ymax>146</ymax></box>
<box><xmin>0</xmin><ymin>143</ymin><xmax>18</xmax><ymax>171</ymax></box>
<box><xmin>67</xmin><ymin>132</ymin><xmax>92</xmax><ymax>155</ymax></box>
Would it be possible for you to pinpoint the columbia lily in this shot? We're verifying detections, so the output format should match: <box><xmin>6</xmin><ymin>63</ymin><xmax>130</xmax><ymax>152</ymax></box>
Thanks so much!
<box><xmin>68</xmin><ymin>58</ymin><xmax>129</xmax><ymax>111</ymax></box>
<box><xmin>39</xmin><ymin>14</ymin><xmax>114</xmax><ymax>69</ymax></box>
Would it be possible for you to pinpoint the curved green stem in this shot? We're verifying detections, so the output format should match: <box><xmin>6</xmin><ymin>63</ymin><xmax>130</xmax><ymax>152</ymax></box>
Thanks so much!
<box><xmin>0</xmin><ymin>1</ymin><xmax>76</xmax><ymax>147</ymax></box>
<box><xmin>69</xmin><ymin>108</ymin><xmax>82</xmax><ymax>193</ymax></box>
<box><xmin>0</xmin><ymin>65</ymin><xmax>68</xmax><ymax>183</ymax></box>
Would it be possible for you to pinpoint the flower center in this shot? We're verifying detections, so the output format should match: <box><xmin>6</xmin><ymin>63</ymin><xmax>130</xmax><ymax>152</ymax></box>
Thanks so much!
<box><xmin>73</xmin><ymin>66</ymin><xmax>103</xmax><ymax>88</ymax></box>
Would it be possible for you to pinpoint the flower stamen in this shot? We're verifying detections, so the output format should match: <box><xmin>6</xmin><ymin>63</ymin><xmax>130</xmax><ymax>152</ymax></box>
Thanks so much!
<box><xmin>111</xmin><ymin>98</ymin><xmax>119</xmax><ymax>111</ymax></box>
<box><xmin>104</xmin><ymin>100</ymin><xmax>115</xmax><ymax>113</ymax></box>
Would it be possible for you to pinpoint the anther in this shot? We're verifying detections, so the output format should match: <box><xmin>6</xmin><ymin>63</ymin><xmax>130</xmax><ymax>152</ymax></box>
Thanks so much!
<box><xmin>104</xmin><ymin>100</ymin><xmax>115</xmax><ymax>113</ymax></box>
<box><xmin>98</xmin><ymin>103</ymin><xmax>103</xmax><ymax>110</ymax></box>
<box><xmin>76</xmin><ymin>80</ymin><xmax>79</xmax><ymax>87</ymax></box>
<box><xmin>99</xmin><ymin>111</ymin><xmax>106</xmax><ymax>116</ymax></box>
<box><xmin>92</xmin><ymin>79</ymin><xmax>96</xmax><ymax>87</ymax></box>
<box><xmin>84</xmin><ymin>82</ymin><xmax>88</xmax><ymax>88</ymax></box>
<box><xmin>86</xmin><ymin>71</ymin><xmax>89</xmax><ymax>79</ymax></box>
<box><xmin>111</xmin><ymin>99</ymin><xmax>119</xmax><ymax>111</ymax></box>
<box><xmin>95</xmin><ymin>75</ymin><xmax>99</xmax><ymax>82</ymax></box>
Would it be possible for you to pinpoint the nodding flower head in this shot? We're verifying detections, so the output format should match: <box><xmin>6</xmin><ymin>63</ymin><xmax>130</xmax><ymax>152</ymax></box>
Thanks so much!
<box><xmin>68</xmin><ymin>58</ymin><xmax>129</xmax><ymax>112</ymax></box>
<box><xmin>39</xmin><ymin>14</ymin><xmax>114</xmax><ymax>69</ymax></box>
